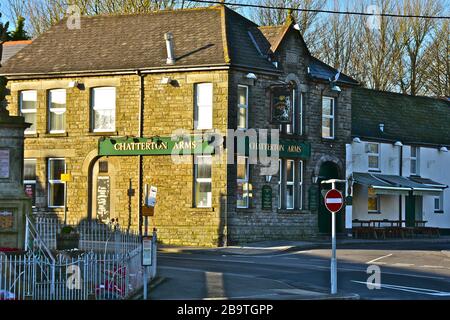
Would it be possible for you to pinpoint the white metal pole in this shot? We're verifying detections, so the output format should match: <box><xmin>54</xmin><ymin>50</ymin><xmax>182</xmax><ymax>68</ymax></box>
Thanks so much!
<box><xmin>64</xmin><ymin>182</ymin><xmax>67</xmax><ymax>225</ymax></box>
<box><xmin>331</xmin><ymin>181</ymin><xmax>337</xmax><ymax>295</ymax></box>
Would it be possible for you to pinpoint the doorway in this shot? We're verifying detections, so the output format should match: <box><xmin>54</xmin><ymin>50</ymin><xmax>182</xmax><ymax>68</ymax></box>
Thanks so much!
<box><xmin>89</xmin><ymin>157</ymin><xmax>115</xmax><ymax>222</ymax></box>
<box><xmin>318</xmin><ymin>161</ymin><xmax>344</xmax><ymax>234</ymax></box>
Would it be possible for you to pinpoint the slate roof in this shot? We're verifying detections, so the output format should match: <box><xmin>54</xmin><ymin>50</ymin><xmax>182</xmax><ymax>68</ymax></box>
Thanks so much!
<box><xmin>0</xmin><ymin>40</ymin><xmax>32</xmax><ymax>66</ymax></box>
<box><xmin>258</xmin><ymin>25</ymin><xmax>358</xmax><ymax>85</ymax></box>
<box><xmin>352</xmin><ymin>87</ymin><xmax>450</xmax><ymax>146</ymax></box>
<box><xmin>0</xmin><ymin>5</ymin><xmax>358</xmax><ymax>85</ymax></box>
<box><xmin>0</xmin><ymin>6</ymin><xmax>278</xmax><ymax>76</ymax></box>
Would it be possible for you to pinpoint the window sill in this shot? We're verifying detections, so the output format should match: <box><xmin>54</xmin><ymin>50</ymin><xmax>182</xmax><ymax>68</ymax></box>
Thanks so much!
<box><xmin>368</xmin><ymin>169</ymin><xmax>381</xmax><ymax>173</ymax></box>
<box><xmin>434</xmin><ymin>210</ymin><xmax>444</xmax><ymax>214</ymax></box>
<box><xmin>24</xmin><ymin>133</ymin><xmax>39</xmax><ymax>138</ymax></box>
<box><xmin>41</xmin><ymin>132</ymin><xmax>68</xmax><ymax>138</ymax></box>
<box><xmin>368</xmin><ymin>211</ymin><xmax>381</xmax><ymax>214</ymax></box>
<box><xmin>87</xmin><ymin>131</ymin><xmax>119</xmax><ymax>136</ymax></box>
<box><xmin>277</xmin><ymin>209</ymin><xmax>310</xmax><ymax>215</ymax></box>
<box><xmin>192</xmin><ymin>207</ymin><xmax>215</xmax><ymax>212</ymax></box>
<box><xmin>321</xmin><ymin>137</ymin><xmax>335</xmax><ymax>142</ymax></box>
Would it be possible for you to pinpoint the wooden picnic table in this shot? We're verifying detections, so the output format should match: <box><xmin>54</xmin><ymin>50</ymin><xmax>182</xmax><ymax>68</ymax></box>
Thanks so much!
<box><xmin>351</xmin><ymin>219</ymin><xmax>434</xmax><ymax>239</ymax></box>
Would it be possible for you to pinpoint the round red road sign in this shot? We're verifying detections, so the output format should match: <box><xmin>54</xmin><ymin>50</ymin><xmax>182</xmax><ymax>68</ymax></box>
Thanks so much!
<box><xmin>324</xmin><ymin>189</ymin><xmax>344</xmax><ymax>213</ymax></box>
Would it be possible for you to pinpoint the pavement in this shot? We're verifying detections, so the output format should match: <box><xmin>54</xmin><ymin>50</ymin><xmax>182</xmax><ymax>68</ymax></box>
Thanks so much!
<box><xmin>158</xmin><ymin>236</ymin><xmax>450</xmax><ymax>256</ymax></box>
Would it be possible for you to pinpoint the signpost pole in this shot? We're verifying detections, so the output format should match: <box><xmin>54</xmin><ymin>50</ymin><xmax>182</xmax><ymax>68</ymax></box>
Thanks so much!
<box><xmin>143</xmin><ymin>184</ymin><xmax>148</xmax><ymax>300</ymax></box>
<box><xmin>322</xmin><ymin>179</ymin><xmax>346</xmax><ymax>295</ymax></box>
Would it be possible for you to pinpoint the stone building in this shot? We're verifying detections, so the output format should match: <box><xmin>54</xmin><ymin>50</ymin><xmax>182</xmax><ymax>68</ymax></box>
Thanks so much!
<box><xmin>0</xmin><ymin>6</ymin><xmax>358</xmax><ymax>246</ymax></box>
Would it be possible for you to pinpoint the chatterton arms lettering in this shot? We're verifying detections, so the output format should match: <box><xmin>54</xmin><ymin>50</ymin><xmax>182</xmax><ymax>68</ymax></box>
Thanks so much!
<box><xmin>113</xmin><ymin>141</ymin><xmax>198</xmax><ymax>151</ymax></box>
<box><xmin>249</xmin><ymin>142</ymin><xmax>302</xmax><ymax>153</ymax></box>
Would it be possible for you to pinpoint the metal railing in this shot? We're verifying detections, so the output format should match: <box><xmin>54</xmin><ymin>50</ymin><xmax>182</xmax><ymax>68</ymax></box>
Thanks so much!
<box><xmin>0</xmin><ymin>248</ymin><xmax>151</xmax><ymax>300</ymax></box>
<box><xmin>2</xmin><ymin>214</ymin><xmax>157</xmax><ymax>300</ymax></box>
<box><xmin>33</xmin><ymin>215</ymin><xmax>141</xmax><ymax>255</ymax></box>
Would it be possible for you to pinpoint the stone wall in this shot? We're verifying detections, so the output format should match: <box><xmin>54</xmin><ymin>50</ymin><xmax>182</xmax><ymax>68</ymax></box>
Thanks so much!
<box><xmin>6</xmin><ymin>71</ymin><xmax>229</xmax><ymax>247</ymax></box>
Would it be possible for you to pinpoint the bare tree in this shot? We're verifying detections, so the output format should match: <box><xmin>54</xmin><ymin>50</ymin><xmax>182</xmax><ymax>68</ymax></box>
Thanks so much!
<box><xmin>423</xmin><ymin>20</ymin><xmax>450</xmax><ymax>96</ymax></box>
<box><xmin>395</xmin><ymin>0</ymin><xmax>443</xmax><ymax>95</ymax></box>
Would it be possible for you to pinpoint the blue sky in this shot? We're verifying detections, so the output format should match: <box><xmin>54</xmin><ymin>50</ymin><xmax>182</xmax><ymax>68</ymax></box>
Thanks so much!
<box><xmin>1</xmin><ymin>0</ymin><xmax>449</xmax><ymax>29</ymax></box>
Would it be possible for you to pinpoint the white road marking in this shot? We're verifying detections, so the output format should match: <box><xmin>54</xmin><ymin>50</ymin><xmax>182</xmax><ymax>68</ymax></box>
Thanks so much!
<box><xmin>351</xmin><ymin>280</ymin><xmax>450</xmax><ymax>297</ymax></box>
<box><xmin>392</xmin><ymin>263</ymin><xmax>415</xmax><ymax>267</ymax></box>
<box><xmin>421</xmin><ymin>265</ymin><xmax>446</xmax><ymax>269</ymax></box>
<box><xmin>366</xmin><ymin>254</ymin><xmax>393</xmax><ymax>264</ymax></box>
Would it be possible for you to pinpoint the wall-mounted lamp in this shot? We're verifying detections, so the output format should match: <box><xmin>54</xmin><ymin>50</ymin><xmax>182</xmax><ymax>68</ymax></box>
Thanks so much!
<box><xmin>330</xmin><ymin>82</ymin><xmax>341</xmax><ymax>92</ymax></box>
<box><xmin>68</xmin><ymin>81</ymin><xmax>80</xmax><ymax>89</ymax></box>
<box><xmin>265</xmin><ymin>175</ymin><xmax>272</xmax><ymax>183</ymax></box>
<box><xmin>352</xmin><ymin>137</ymin><xmax>361</xmax><ymax>143</ymax></box>
<box><xmin>160</xmin><ymin>77</ymin><xmax>173</xmax><ymax>85</ymax></box>
<box><xmin>246</xmin><ymin>73</ymin><xmax>257</xmax><ymax>85</ymax></box>
<box><xmin>440</xmin><ymin>146</ymin><xmax>449</xmax><ymax>152</ymax></box>
<box><xmin>394</xmin><ymin>141</ymin><xmax>403</xmax><ymax>147</ymax></box>
<box><xmin>312</xmin><ymin>175</ymin><xmax>319</xmax><ymax>184</ymax></box>
<box><xmin>379</xmin><ymin>123</ymin><xmax>385</xmax><ymax>132</ymax></box>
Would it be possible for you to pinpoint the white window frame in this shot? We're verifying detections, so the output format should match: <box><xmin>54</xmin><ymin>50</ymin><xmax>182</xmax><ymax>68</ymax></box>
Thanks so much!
<box><xmin>278</xmin><ymin>159</ymin><xmax>282</xmax><ymax>209</ymax></box>
<box><xmin>368</xmin><ymin>194</ymin><xmax>381</xmax><ymax>213</ymax></box>
<box><xmin>194</xmin><ymin>155</ymin><xmax>212</xmax><ymax>208</ymax></box>
<box><xmin>298</xmin><ymin>160</ymin><xmax>303</xmax><ymax>210</ymax></box>
<box><xmin>367</xmin><ymin>142</ymin><xmax>380</xmax><ymax>171</ymax></box>
<box><xmin>410</xmin><ymin>146</ymin><xmax>419</xmax><ymax>175</ymax></box>
<box><xmin>48</xmin><ymin>89</ymin><xmax>66</xmax><ymax>134</ymax></box>
<box><xmin>236</xmin><ymin>156</ymin><xmax>249</xmax><ymax>208</ymax></box>
<box><xmin>322</xmin><ymin>96</ymin><xmax>335</xmax><ymax>139</ymax></box>
<box><xmin>434</xmin><ymin>195</ymin><xmax>443</xmax><ymax>213</ymax></box>
<box><xmin>91</xmin><ymin>87</ymin><xmax>116</xmax><ymax>133</ymax></box>
<box><xmin>194</xmin><ymin>83</ymin><xmax>213</xmax><ymax>130</ymax></box>
<box><xmin>298</xmin><ymin>92</ymin><xmax>303</xmax><ymax>136</ymax></box>
<box><xmin>20</xmin><ymin>90</ymin><xmax>37</xmax><ymax>134</ymax></box>
<box><xmin>24</xmin><ymin>158</ymin><xmax>37</xmax><ymax>208</ymax></box>
<box><xmin>285</xmin><ymin>159</ymin><xmax>295</xmax><ymax>210</ymax></box>
<box><xmin>47</xmin><ymin>158</ymin><xmax>66</xmax><ymax>208</ymax></box>
<box><xmin>286</xmin><ymin>86</ymin><xmax>296</xmax><ymax>135</ymax></box>
<box><xmin>237</xmin><ymin>85</ymin><xmax>248</xmax><ymax>130</ymax></box>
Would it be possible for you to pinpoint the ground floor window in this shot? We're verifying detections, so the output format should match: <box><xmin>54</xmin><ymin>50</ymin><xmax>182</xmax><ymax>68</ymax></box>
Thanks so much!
<box><xmin>194</xmin><ymin>155</ymin><xmax>212</xmax><ymax>208</ymax></box>
<box><xmin>278</xmin><ymin>159</ymin><xmax>303</xmax><ymax>210</ymax></box>
<box><xmin>368</xmin><ymin>194</ymin><xmax>380</xmax><ymax>213</ymax></box>
<box><xmin>48</xmin><ymin>158</ymin><xmax>65</xmax><ymax>208</ymax></box>
<box><xmin>434</xmin><ymin>195</ymin><xmax>443</xmax><ymax>213</ymax></box>
<box><xmin>236</xmin><ymin>156</ymin><xmax>250</xmax><ymax>208</ymax></box>
<box><xmin>24</xmin><ymin>159</ymin><xmax>37</xmax><ymax>207</ymax></box>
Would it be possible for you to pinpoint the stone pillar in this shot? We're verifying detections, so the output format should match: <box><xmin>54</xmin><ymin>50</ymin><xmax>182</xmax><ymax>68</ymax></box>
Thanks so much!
<box><xmin>0</xmin><ymin>105</ymin><xmax>31</xmax><ymax>250</ymax></box>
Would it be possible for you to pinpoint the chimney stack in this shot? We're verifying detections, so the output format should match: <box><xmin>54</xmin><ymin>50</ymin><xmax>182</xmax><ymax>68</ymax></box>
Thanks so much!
<box><xmin>164</xmin><ymin>32</ymin><xmax>176</xmax><ymax>65</ymax></box>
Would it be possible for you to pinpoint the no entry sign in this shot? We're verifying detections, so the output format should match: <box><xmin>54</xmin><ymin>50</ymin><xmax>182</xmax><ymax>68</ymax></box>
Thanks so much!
<box><xmin>324</xmin><ymin>189</ymin><xmax>344</xmax><ymax>213</ymax></box>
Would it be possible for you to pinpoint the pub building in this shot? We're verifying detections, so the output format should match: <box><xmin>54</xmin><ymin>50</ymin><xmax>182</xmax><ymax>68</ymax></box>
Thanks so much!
<box><xmin>0</xmin><ymin>5</ymin><xmax>358</xmax><ymax>246</ymax></box>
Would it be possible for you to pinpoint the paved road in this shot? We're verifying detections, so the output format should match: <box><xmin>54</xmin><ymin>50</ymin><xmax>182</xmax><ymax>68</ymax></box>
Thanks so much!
<box><xmin>150</xmin><ymin>242</ymin><xmax>450</xmax><ymax>300</ymax></box>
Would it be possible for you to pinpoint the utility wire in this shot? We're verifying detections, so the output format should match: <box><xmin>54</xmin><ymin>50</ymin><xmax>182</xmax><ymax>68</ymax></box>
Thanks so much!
<box><xmin>187</xmin><ymin>0</ymin><xmax>450</xmax><ymax>19</ymax></box>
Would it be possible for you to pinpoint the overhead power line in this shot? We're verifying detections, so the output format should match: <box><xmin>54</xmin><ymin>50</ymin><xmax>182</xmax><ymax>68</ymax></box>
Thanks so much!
<box><xmin>187</xmin><ymin>0</ymin><xmax>450</xmax><ymax>19</ymax></box>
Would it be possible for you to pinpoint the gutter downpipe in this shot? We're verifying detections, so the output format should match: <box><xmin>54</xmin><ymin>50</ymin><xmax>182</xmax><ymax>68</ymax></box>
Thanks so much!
<box><xmin>399</xmin><ymin>145</ymin><xmax>403</xmax><ymax>224</ymax></box>
<box><xmin>137</xmin><ymin>70</ymin><xmax>144</xmax><ymax>237</ymax></box>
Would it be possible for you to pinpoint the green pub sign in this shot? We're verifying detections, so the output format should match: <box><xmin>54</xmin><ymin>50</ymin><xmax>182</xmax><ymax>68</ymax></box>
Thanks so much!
<box><xmin>99</xmin><ymin>136</ymin><xmax>215</xmax><ymax>156</ymax></box>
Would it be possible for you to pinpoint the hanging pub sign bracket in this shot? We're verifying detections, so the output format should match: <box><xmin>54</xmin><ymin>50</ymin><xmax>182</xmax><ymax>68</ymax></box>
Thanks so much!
<box><xmin>269</xmin><ymin>83</ymin><xmax>293</xmax><ymax>124</ymax></box>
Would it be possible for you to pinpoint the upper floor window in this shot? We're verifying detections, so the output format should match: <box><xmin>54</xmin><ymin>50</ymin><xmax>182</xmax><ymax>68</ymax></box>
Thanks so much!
<box><xmin>91</xmin><ymin>87</ymin><xmax>116</xmax><ymax>132</ymax></box>
<box><xmin>194</xmin><ymin>155</ymin><xmax>212</xmax><ymax>208</ymax></box>
<box><xmin>48</xmin><ymin>89</ymin><xmax>66</xmax><ymax>133</ymax></box>
<box><xmin>48</xmin><ymin>158</ymin><xmax>65</xmax><ymax>208</ymax></box>
<box><xmin>367</xmin><ymin>142</ymin><xmax>380</xmax><ymax>170</ymax></box>
<box><xmin>237</xmin><ymin>85</ymin><xmax>248</xmax><ymax>130</ymax></box>
<box><xmin>194</xmin><ymin>83</ymin><xmax>213</xmax><ymax>130</ymax></box>
<box><xmin>410</xmin><ymin>146</ymin><xmax>419</xmax><ymax>175</ymax></box>
<box><xmin>322</xmin><ymin>96</ymin><xmax>334</xmax><ymax>139</ymax></box>
<box><xmin>20</xmin><ymin>90</ymin><xmax>37</xmax><ymax>134</ymax></box>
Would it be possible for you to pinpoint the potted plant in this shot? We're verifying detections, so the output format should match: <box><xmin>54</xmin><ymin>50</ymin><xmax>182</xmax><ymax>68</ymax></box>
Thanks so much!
<box><xmin>56</xmin><ymin>225</ymin><xmax>80</xmax><ymax>250</ymax></box>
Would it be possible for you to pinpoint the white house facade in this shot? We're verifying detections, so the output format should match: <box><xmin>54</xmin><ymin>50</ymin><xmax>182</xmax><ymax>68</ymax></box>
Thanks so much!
<box><xmin>344</xmin><ymin>88</ymin><xmax>450</xmax><ymax>235</ymax></box>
